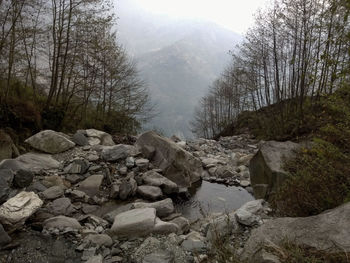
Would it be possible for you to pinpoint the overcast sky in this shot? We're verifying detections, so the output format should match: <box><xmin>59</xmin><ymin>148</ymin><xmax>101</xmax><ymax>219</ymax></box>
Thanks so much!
<box><xmin>132</xmin><ymin>0</ymin><xmax>271</xmax><ymax>33</ymax></box>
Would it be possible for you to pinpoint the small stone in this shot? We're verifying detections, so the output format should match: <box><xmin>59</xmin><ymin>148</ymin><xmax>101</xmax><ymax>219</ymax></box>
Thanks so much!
<box><xmin>137</xmin><ymin>185</ymin><xmax>162</xmax><ymax>200</ymax></box>
<box><xmin>14</xmin><ymin>169</ymin><xmax>34</xmax><ymax>188</ymax></box>
<box><xmin>42</xmin><ymin>186</ymin><xmax>64</xmax><ymax>200</ymax></box>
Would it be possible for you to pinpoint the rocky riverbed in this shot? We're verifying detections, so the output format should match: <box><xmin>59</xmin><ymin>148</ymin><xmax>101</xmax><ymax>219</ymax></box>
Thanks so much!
<box><xmin>0</xmin><ymin>129</ymin><xmax>349</xmax><ymax>263</ymax></box>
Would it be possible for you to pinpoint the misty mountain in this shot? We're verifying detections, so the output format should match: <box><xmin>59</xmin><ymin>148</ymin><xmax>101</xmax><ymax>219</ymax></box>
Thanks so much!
<box><xmin>115</xmin><ymin>0</ymin><xmax>242</xmax><ymax>138</ymax></box>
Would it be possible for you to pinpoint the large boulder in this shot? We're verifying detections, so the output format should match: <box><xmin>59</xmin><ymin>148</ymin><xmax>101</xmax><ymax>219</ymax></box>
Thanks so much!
<box><xmin>25</xmin><ymin>130</ymin><xmax>75</xmax><ymax>154</ymax></box>
<box><xmin>242</xmin><ymin>202</ymin><xmax>350</xmax><ymax>262</ymax></box>
<box><xmin>136</xmin><ymin>131</ymin><xmax>203</xmax><ymax>187</ymax></box>
<box><xmin>249</xmin><ymin>141</ymin><xmax>300</xmax><ymax>199</ymax></box>
<box><xmin>0</xmin><ymin>153</ymin><xmax>60</xmax><ymax>173</ymax></box>
<box><xmin>0</xmin><ymin>191</ymin><xmax>43</xmax><ymax>225</ymax></box>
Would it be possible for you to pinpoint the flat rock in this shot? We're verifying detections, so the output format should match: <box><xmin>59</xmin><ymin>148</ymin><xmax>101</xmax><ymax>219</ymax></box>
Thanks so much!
<box><xmin>0</xmin><ymin>191</ymin><xmax>43</xmax><ymax>225</ymax></box>
<box><xmin>77</xmin><ymin>174</ymin><xmax>104</xmax><ymax>197</ymax></box>
<box><xmin>0</xmin><ymin>153</ymin><xmax>60</xmax><ymax>173</ymax></box>
<box><xmin>25</xmin><ymin>130</ymin><xmax>75</xmax><ymax>154</ymax></box>
<box><xmin>47</xmin><ymin>197</ymin><xmax>74</xmax><ymax>216</ymax></box>
<box><xmin>132</xmin><ymin>198</ymin><xmax>174</xmax><ymax>218</ymax></box>
<box><xmin>110</xmin><ymin>208</ymin><xmax>156</xmax><ymax>238</ymax></box>
<box><xmin>137</xmin><ymin>185</ymin><xmax>163</xmax><ymax>200</ymax></box>
<box><xmin>42</xmin><ymin>186</ymin><xmax>64</xmax><ymax>200</ymax></box>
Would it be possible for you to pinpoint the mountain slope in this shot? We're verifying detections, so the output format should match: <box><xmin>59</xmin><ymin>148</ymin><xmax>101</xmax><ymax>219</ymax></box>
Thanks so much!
<box><xmin>115</xmin><ymin>0</ymin><xmax>242</xmax><ymax>137</ymax></box>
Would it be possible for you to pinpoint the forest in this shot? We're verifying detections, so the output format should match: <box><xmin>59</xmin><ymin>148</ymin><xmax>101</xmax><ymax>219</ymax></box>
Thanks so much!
<box><xmin>191</xmin><ymin>0</ymin><xmax>350</xmax><ymax>139</ymax></box>
<box><xmin>0</xmin><ymin>0</ymin><xmax>153</xmax><ymax>138</ymax></box>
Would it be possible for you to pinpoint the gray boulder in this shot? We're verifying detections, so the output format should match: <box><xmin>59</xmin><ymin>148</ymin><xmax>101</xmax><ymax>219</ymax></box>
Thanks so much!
<box><xmin>0</xmin><ymin>130</ymin><xmax>19</xmax><ymax>162</ymax></box>
<box><xmin>0</xmin><ymin>191</ymin><xmax>43</xmax><ymax>225</ymax></box>
<box><xmin>136</xmin><ymin>131</ymin><xmax>203</xmax><ymax>187</ymax></box>
<box><xmin>101</xmin><ymin>144</ymin><xmax>136</xmax><ymax>162</ymax></box>
<box><xmin>235</xmin><ymin>199</ymin><xmax>264</xmax><ymax>227</ymax></box>
<box><xmin>242</xmin><ymin>202</ymin><xmax>350</xmax><ymax>261</ymax></box>
<box><xmin>77</xmin><ymin>174</ymin><xmax>104</xmax><ymax>197</ymax></box>
<box><xmin>137</xmin><ymin>185</ymin><xmax>163</xmax><ymax>200</ymax></box>
<box><xmin>86</xmin><ymin>129</ymin><xmax>115</xmax><ymax>146</ymax></box>
<box><xmin>72</xmin><ymin>131</ymin><xmax>89</xmax><ymax>146</ymax></box>
<box><xmin>25</xmin><ymin>130</ymin><xmax>75</xmax><ymax>154</ymax></box>
<box><xmin>0</xmin><ymin>153</ymin><xmax>60</xmax><ymax>173</ymax></box>
<box><xmin>142</xmin><ymin>170</ymin><xmax>178</xmax><ymax>194</ymax></box>
<box><xmin>110</xmin><ymin>208</ymin><xmax>156</xmax><ymax>238</ymax></box>
<box><xmin>132</xmin><ymin>198</ymin><xmax>175</xmax><ymax>218</ymax></box>
<box><xmin>249</xmin><ymin>141</ymin><xmax>300</xmax><ymax>199</ymax></box>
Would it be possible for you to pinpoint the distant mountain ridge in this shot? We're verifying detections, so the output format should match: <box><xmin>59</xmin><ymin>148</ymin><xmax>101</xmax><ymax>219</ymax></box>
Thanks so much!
<box><xmin>115</xmin><ymin>0</ymin><xmax>242</xmax><ymax>138</ymax></box>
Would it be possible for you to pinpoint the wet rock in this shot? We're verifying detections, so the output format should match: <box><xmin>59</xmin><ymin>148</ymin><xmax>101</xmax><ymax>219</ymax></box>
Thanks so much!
<box><xmin>137</xmin><ymin>185</ymin><xmax>163</xmax><ymax>200</ymax></box>
<box><xmin>110</xmin><ymin>208</ymin><xmax>156</xmax><ymax>238</ymax></box>
<box><xmin>142</xmin><ymin>171</ymin><xmax>178</xmax><ymax>194</ymax></box>
<box><xmin>101</xmin><ymin>144</ymin><xmax>136</xmax><ymax>162</ymax></box>
<box><xmin>0</xmin><ymin>153</ymin><xmax>60</xmax><ymax>173</ymax></box>
<box><xmin>132</xmin><ymin>198</ymin><xmax>175</xmax><ymax>218</ymax></box>
<box><xmin>249</xmin><ymin>141</ymin><xmax>300</xmax><ymax>199</ymax></box>
<box><xmin>136</xmin><ymin>131</ymin><xmax>203</xmax><ymax>187</ymax></box>
<box><xmin>47</xmin><ymin>197</ymin><xmax>74</xmax><ymax>216</ymax></box>
<box><xmin>44</xmin><ymin>215</ymin><xmax>82</xmax><ymax>230</ymax></box>
<box><xmin>78</xmin><ymin>174</ymin><xmax>104</xmax><ymax>197</ymax></box>
<box><xmin>143</xmin><ymin>250</ymin><xmax>175</xmax><ymax>263</ymax></box>
<box><xmin>14</xmin><ymin>169</ymin><xmax>34</xmax><ymax>188</ymax></box>
<box><xmin>42</xmin><ymin>186</ymin><xmax>64</xmax><ymax>200</ymax></box>
<box><xmin>25</xmin><ymin>130</ymin><xmax>75</xmax><ymax>154</ymax></box>
<box><xmin>0</xmin><ymin>223</ymin><xmax>11</xmax><ymax>246</ymax></box>
<box><xmin>0</xmin><ymin>191</ymin><xmax>43</xmax><ymax>225</ymax></box>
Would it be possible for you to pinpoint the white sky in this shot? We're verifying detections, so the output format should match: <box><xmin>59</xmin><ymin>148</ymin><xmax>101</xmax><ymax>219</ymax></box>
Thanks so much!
<box><xmin>133</xmin><ymin>0</ymin><xmax>271</xmax><ymax>33</ymax></box>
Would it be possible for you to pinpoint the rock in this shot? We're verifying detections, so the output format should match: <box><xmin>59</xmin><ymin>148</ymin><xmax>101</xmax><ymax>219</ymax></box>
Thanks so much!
<box><xmin>119</xmin><ymin>179</ymin><xmax>137</xmax><ymax>200</ymax></box>
<box><xmin>142</xmin><ymin>171</ymin><xmax>178</xmax><ymax>194</ymax></box>
<box><xmin>0</xmin><ymin>153</ymin><xmax>60</xmax><ymax>173</ymax></box>
<box><xmin>181</xmin><ymin>231</ymin><xmax>207</xmax><ymax>253</ymax></box>
<box><xmin>47</xmin><ymin>197</ymin><xmax>74</xmax><ymax>216</ymax></box>
<box><xmin>201</xmin><ymin>158</ymin><xmax>221</xmax><ymax>167</ymax></box>
<box><xmin>65</xmin><ymin>159</ymin><xmax>89</xmax><ymax>174</ymax></box>
<box><xmin>132</xmin><ymin>198</ymin><xmax>175</xmax><ymax>218</ymax></box>
<box><xmin>136</xmin><ymin>131</ymin><xmax>203</xmax><ymax>187</ymax></box>
<box><xmin>27</xmin><ymin>181</ymin><xmax>47</xmax><ymax>192</ymax></box>
<box><xmin>0</xmin><ymin>169</ymin><xmax>13</xmax><ymax>204</ymax></box>
<box><xmin>43</xmin><ymin>215</ymin><xmax>82</xmax><ymax>230</ymax></box>
<box><xmin>86</xmin><ymin>129</ymin><xmax>115</xmax><ymax>146</ymax></box>
<box><xmin>249</xmin><ymin>141</ymin><xmax>300</xmax><ymax>199</ymax></box>
<box><xmin>86</xmin><ymin>255</ymin><xmax>103</xmax><ymax>263</ymax></box>
<box><xmin>126</xmin><ymin>157</ymin><xmax>135</xmax><ymax>168</ymax></box>
<box><xmin>103</xmin><ymin>203</ymin><xmax>133</xmax><ymax>223</ymax></box>
<box><xmin>25</xmin><ymin>130</ymin><xmax>75</xmax><ymax>154</ymax></box>
<box><xmin>0</xmin><ymin>223</ymin><xmax>11</xmax><ymax>246</ymax></box>
<box><xmin>152</xmin><ymin>217</ymin><xmax>179</xmax><ymax>235</ymax></box>
<box><xmin>143</xmin><ymin>250</ymin><xmax>175</xmax><ymax>263</ymax></box>
<box><xmin>77</xmin><ymin>174</ymin><xmax>104</xmax><ymax>197</ymax></box>
<box><xmin>237</xmin><ymin>154</ymin><xmax>254</xmax><ymax>166</ymax></box>
<box><xmin>135</xmin><ymin>158</ymin><xmax>149</xmax><ymax>169</ymax></box>
<box><xmin>0</xmin><ymin>191</ymin><xmax>43</xmax><ymax>225</ymax></box>
<box><xmin>170</xmin><ymin>216</ymin><xmax>190</xmax><ymax>234</ymax></box>
<box><xmin>42</xmin><ymin>175</ymin><xmax>68</xmax><ymax>188</ymax></box>
<box><xmin>215</xmin><ymin>166</ymin><xmax>236</xmax><ymax>178</ymax></box>
<box><xmin>110</xmin><ymin>184</ymin><xmax>120</xmax><ymax>198</ymax></box>
<box><xmin>242</xmin><ymin>202</ymin><xmax>350</xmax><ymax>261</ymax></box>
<box><xmin>206</xmin><ymin>213</ymin><xmax>239</xmax><ymax>241</ymax></box>
<box><xmin>13</xmin><ymin>169</ymin><xmax>34</xmax><ymax>188</ymax></box>
<box><xmin>235</xmin><ymin>199</ymin><xmax>264</xmax><ymax>226</ymax></box>
<box><xmin>0</xmin><ymin>130</ymin><xmax>18</xmax><ymax>161</ymax></box>
<box><xmin>101</xmin><ymin>144</ymin><xmax>136</xmax><ymax>162</ymax></box>
<box><xmin>69</xmin><ymin>189</ymin><xmax>89</xmax><ymax>202</ymax></box>
<box><xmin>84</xmin><ymin>234</ymin><xmax>113</xmax><ymax>247</ymax></box>
<box><xmin>137</xmin><ymin>185</ymin><xmax>163</xmax><ymax>200</ymax></box>
<box><xmin>240</xmin><ymin>180</ymin><xmax>251</xmax><ymax>187</ymax></box>
<box><xmin>110</xmin><ymin>208</ymin><xmax>156</xmax><ymax>238</ymax></box>
<box><xmin>251</xmin><ymin>249</ymin><xmax>281</xmax><ymax>263</ymax></box>
<box><xmin>72</xmin><ymin>131</ymin><xmax>89</xmax><ymax>146</ymax></box>
<box><xmin>65</xmin><ymin>174</ymin><xmax>82</xmax><ymax>184</ymax></box>
<box><xmin>42</xmin><ymin>186</ymin><xmax>64</xmax><ymax>200</ymax></box>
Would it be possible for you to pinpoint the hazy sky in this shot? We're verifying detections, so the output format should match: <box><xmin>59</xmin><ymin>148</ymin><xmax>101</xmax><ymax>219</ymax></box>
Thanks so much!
<box><xmin>133</xmin><ymin>0</ymin><xmax>271</xmax><ymax>33</ymax></box>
